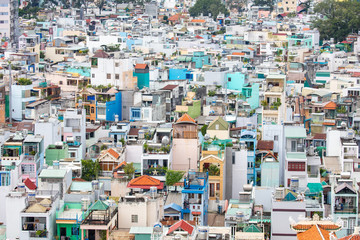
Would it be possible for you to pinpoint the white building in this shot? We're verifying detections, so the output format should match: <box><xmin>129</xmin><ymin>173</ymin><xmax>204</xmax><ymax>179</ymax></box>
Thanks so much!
<box><xmin>34</xmin><ymin>117</ymin><xmax>62</xmax><ymax>151</ymax></box>
<box><xmin>63</xmin><ymin>108</ymin><xmax>86</xmax><ymax>159</ymax></box>
<box><xmin>11</xmin><ymin>84</ymin><xmax>37</xmax><ymax>121</ymax></box>
<box><xmin>231</xmin><ymin>146</ymin><xmax>248</xmax><ymax>199</ymax></box>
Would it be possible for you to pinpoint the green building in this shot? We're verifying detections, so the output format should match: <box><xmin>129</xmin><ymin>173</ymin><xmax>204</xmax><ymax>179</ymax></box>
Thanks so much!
<box><xmin>134</xmin><ymin>64</ymin><xmax>150</xmax><ymax>89</ymax></box>
<box><xmin>45</xmin><ymin>143</ymin><xmax>69</xmax><ymax>166</ymax></box>
<box><xmin>129</xmin><ymin>227</ymin><xmax>153</xmax><ymax>240</ymax></box>
<box><xmin>56</xmin><ymin>202</ymin><xmax>87</xmax><ymax>240</ymax></box>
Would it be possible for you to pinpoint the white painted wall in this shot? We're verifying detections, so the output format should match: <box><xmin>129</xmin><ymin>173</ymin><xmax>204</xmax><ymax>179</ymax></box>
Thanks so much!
<box><xmin>231</xmin><ymin>149</ymin><xmax>248</xmax><ymax>199</ymax></box>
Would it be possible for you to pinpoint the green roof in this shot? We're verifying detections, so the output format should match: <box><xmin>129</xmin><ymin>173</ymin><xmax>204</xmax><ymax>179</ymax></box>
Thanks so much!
<box><xmin>316</xmin><ymin>72</ymin><xmax>330</xmax><ymax>77</ymax></box>
<box><xmin>208</xmin><ymin>117</ymin><xmax>229</xmax><ymax>130</ymax></box>
<box><xmin>243</xmin><ymin>224</ymin><xmax>261</xmax><ymax>233</ymax></box>
<box><xmin>307</xmin><ymin>183</ymin><xmax>323</xmax><ymax>193</ymax></box>
<box><xmin>283</xmin><ymin>191</ymin><xmax>297</xmax><ymax>201</ymax></box>
<box><xmin>39</xmin><ymin>169</ymin><xmax>67</xmax><ymax>178</ymax></box>
<box><xmin>89</xmin><ymin>200</ymin><xmax>109</xmax><ymax>211</ymax></box>
<box><xmin>285</xmin><ymin>127</ymin><xmax>306</xmax><ymax>138</ymax></box>
<box><xmin>286</xmin><ymin>152</ymin><xmax>306</xmax><ymax>160</ymax></box>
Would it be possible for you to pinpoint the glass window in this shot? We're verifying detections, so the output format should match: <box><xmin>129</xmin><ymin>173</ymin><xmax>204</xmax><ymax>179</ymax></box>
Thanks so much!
<box><xmin>131</xmin><ymin>215</ymin><xmax>138</xmax><ymax>223</ymax></box>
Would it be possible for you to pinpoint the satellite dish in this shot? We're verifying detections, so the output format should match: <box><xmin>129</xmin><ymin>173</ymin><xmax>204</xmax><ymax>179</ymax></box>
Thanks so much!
<box><xmin>204</xmin><ymin>134</ymin><xmax>210</xmax><ymax>140</ymax></box>
<box><xmin>161</xmin><ymin>136</ymin><xmax>170</xmax><ymax>145</ymax></box>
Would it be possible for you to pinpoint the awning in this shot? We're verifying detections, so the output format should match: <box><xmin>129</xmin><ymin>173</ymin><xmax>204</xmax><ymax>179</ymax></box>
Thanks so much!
<box><xmin>307</xmin><ymin>183</ymin><xmax>323</xmax><ymax>193</ymax></box>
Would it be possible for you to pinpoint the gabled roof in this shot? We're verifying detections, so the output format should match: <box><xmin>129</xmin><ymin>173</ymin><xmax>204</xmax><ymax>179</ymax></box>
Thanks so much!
<box><xmin>107</xmin><ymin>148</ymin><xmax>120</xmax><ymax>159</ymax></box>
<box><xmin>176</xmin><ymin>113</ymin><xmax>196</xmax><ymax>123</ymax></box>
<box><xmin>26</xmin><ymin>203</ymin><xmax>47</xmax><ymax>213</ymax></box>
<box><xmin>191</xmin><ymin>19</ymin><xmax>205</xmax><ymax>23</ymax></box>
<box><xmin>167</xmin><ymin>220</ymin><xmax>194</xmax><ymax>235</ymax></box>
<box><xmin>113</xmin><ymin>161</ymin><xmax>127</xmax><ymax>172</ymax></box>
<box><xmin>164</xmin><ymin>203</ymin><xmax>182</xmax><ymax>212</ymax></box>
<box><xmin>335</xmin><ymin>183</ymin><xmax>356</xmax><ymax>194</ymax></box>
<box><xmin>128</xmin><ymin>128</ymin><xmax>139</xmax><ymax>136</ymax></box>
<box><xmin>135</xmin><ymin>63</ymin><xmax>148</xmax><ymax>69</ymax></box>
<box><xmin>92</xmin><ymin>50</ymin><xmax>110</xmax><ymax>58</ymax></box>
<box><xmin>207</xmin><ymin>116</ymin><xmax>229</xmax><ymax>130</ymax></box>
<box><xmin>243</xmin><ymin>224</ymin><xmax>261</xmax><ymax>233</ymax></box>
<box><xmin>24</xmin><ymin>178</ymin><xmax>37</xmax><ymax>190</ymax></box>
<box><xmin>168</xmin><ymin>13</ymin><xmax>181</xmax><ymax>21</ymax></box>
<box><xmin>297</xmin><ymin>225</ymin><xmax>334</xmax><ymax>240</ymax></box>
<box><xmin>324</xmin><ymin>101</ymin><xmax>337</xmax><ymax>110</ymax></box>
<box><xmin>313</xmin><ymin>133</ymin><xmax>326</xmax><ymax>140</ymax></box>
<box><xmin>127</xmin><ymin>175</ymin><xmax>164</xmax><ymax>189</ymax></box>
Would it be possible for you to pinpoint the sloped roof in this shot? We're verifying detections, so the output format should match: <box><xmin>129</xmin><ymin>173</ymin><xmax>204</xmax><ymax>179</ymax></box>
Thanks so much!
<box><xmin>128</xmin><ymin>128</ymin><xmax>139</xmax><ymax>136</ymax></box>
<box><xmin>107</xmin><ymin>148</ymin><xmax>120</xmax><ymax>159</ymax></box>
<box><xmin>92</xmin><ymin>50</ymin><xmax>110</xmax><ymax>58</ymax></box>
<box><xmin>297</xmin><ymin>225</ymin><xmax>334</xmax><ymax>240</ymax></box>
<box><xmin>257</xmin><ymin>140</ymin><xmax>274</xmax><ymax>150</ymax></box>
<box><xmin>208</xmin><ymin>116</ymin><xmax>229</xmax><ymax>130</ymax></box>
<box><xmin>335</xmin><ymin>183</ymin><xmax>356</xmax><ymax>194</ymax></box>
<box><xmin>89</xmin><ymin>200</ymin><xmax>109</xmax><ymax>211</ymax></box>
<box><xmin>39</xmin><ymin>198</ymin><xmax>52</xmax><ymax>206</ymax></box>
<box><xmin>307</xmin><ymin>183</ymin><xmax>323</xmax><ymax>194</ymax></box>
<box><xmin>161</xmin><ymin>84</ymin><xmax>178</xmax><ymax>91</ymax></box>
<box><xmin>340</xmin><ymin>234</ymin><xmax>360</xmax><ymax>240</ymax></box>
<box><xmin>24</xmin><ymin>178</ymin><xmax>37</xmax><ymax>190</ymax></box>
<box><xmin>128</xmin><ymin>175</ymin><xmax>163</xmax><ymax>189</ymax></box>
<box><xmin>168</xmin><ymin>14</ymin><xmax>181</xmax><ymax>21</ymax></box>
<box><xmin>113</xmin><ymin>161</ymin><xmax>127</xmax><ymax>172</ymax></box>
<box><xmin>26</xmin><ymin>203</ymin><xmax>47</xmax><ymax>213</ymax></box>
<box><xmin>164</xmin><ymin>203</ymin><xmax>182</xmax><ymax>212</ymax></box>
<box><xmin>313</xmin><ymin>133</ymin><xmax>326</xmax><ymax>140</ymax></box>
<box><xmin>135</xmin><ymin>63</ymin><xmax>148</xmax><ymax>69</ymax></box>
<box><xmin>243</xmin><ymin>224</ymin><xmax>261</xmax><ymax>233</ymax></box>
<box><xmin>191</xmin><ymin>19</ymin><xmax>205</xmax><ymax>23</ymax></box>
<box><xmin>167</xmin><ymin>220</ymin><xmax>194</xmax><ymax>235</ymax></box>
<box><xmin>106</xmin><ymin>87</ymin><xmax>118</xmax><ymax>94</ymax></box>
<box><xmin>176</xmin><ymin>113</ymin><xmax>196</xmax><ymax>123</ymax></box>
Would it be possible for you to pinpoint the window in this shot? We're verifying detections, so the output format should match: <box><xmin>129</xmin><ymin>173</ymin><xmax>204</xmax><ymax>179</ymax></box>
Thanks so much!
<box><xmin>0</xmin><ymin>20</ymin><xmax>8</xmax><ymax>24</ymax></box>
<box><xmin>274</xmin><ymin>135</ymin><xmax>278</xmax><ymax>141</ymax></box>
<box><xmin>115</xmin><ymin>62</ymin><xmax>119</xmax><ymax>67</ymax></box>
<box><xmin>70</xmin><ymin>152</ymin><xmax>76</xmax><ymax>158</ymax></box>
<box><xmin>342</xmin><ymin>219</ymin><xmax>348</xmax><ymax>228</ymax></box>
<box><xmin>232</xmin><ymin>154</ymin><xmax>235</xmax><ymax>164</ymax></box>
<box><xmin>107</xmin><ymin>74</ymin><xmax>111</xmax><ymax>79</ymax></box>
<box><xmin>131</xmin><ymin>215</ymin><xmax>138</xmax><ymax>223</ymax></box>
<box><xmin>0</xmin><ymin>12</ymin><xmax>8</xmax><ymax>15</ymax></box>
<box><xmin>115</xmin><ymin>74</ymin><xmax>119</xmax><ymax>79</ymax></box>
<box><xmin>291</xmin><ymin>140</ymin><xmax>296</xmax><ymax>152</ymax></box>
<box><xmin>215</xmin><ymin>124</ymin><xmax>219</xmax><ymax>130</ymax></box>
<box><xmin>59</xmin><ymin>81</ymin><xmax>63</xmax><ymax>85</ymax></box>
<box><xmin>90</xmin><ymin>107</ymin><xmax>95</xmax><ymax>114</ymax></box>
<box><xmin>288</xmin><ymin>162</ymin><xmax>305</xmax><ymax>171</ymax></box>
<box><xmin>228</xmin><ymin>77</ymin><xmax>231</xmax><ymax>82</ymax></box>
<box><xmin>92</xmin><ymin>74</ymin><xmax>95</xmax><ymax>78</ymax></box>
<box><xmin>71</xmin><ymin>227</ymin><xmax>79</xmax><ymax>235</ymax></box>
<box><xmin>210</xmin><ymin>183</ymin><xmax>215</xmax><ymax>197</ymax></box>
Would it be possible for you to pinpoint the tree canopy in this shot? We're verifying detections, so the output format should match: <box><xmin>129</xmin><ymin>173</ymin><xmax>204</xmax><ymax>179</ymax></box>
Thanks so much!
<box><xmin>189</xmin><ymin>0</ymin><xmax>229</xmax><ymax>20</ymax></box>
<box><xmin>312</xmin><ymin>0</ymin><xmax>360</xmax><ymax>42</ymax></box>
<box><xmin>165</xmin><ymin>170</ymin><xmax>185</xmax><ymax>186</ymax></box>
<box><xmin>123</xmin><ymin>162</ymin><xmax>136</xmax><ymax>180</ymax></box>
<box><xmin>252</xmin><ymin>0</ymin><xmax>274</xmax><ymax>11</ymax></box>
<box><xmin>81</xmin><ymin>159</ymin><xmax>101</xmax><ymax>181</ymax></box>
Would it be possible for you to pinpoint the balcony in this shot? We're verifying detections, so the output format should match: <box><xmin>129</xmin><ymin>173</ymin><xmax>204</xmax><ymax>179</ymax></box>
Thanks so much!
<box><xmin>334</xmin><ymin>207</ymin><xmax>357</xmax><ymax>214</ymax></box>
<box><xmin>29</xmin><ymin>231</ymin><xmax>48</xmax><ymax>239</ymax></box>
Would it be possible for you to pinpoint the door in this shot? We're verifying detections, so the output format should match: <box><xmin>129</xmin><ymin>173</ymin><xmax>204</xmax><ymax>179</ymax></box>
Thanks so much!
<box><xmin>88</xmin><ymin>230</ymin><xmax>96</xmax><ymax>240</ymax></box>
<box><xmin>60</xmin><ymin>227</ymin><xmax>67</xmax><ymax>237</ymax></box>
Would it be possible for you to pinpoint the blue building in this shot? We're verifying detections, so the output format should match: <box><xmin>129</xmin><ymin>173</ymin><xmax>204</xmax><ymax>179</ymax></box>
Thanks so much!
<box><xmin>240</xmin><ymin>128</ymin><xmax>258</xmax><ymax>185</ymax></box>
<box><xmin>134</xmin><ymin>64</ymin><xmax>150</xmax><ymax>89</ymax></box>
<box><xmin>169</xmin><ymin>68</ymin><xmax>193</xmax><ymax>81</ymax></box>
<box><xmin>106</xmin><ymin>92</ymin><xmax>122</xmax><ymax>121</ymax></box>
<box><xmin>192</xmin><ymin>51</ymin><xmax>211</xmax><ymax>69</ymax></box>
<box><xmin>181</xmin><ymin>171</ymin><xmax>209</xmax><ymax>226</ymax></box>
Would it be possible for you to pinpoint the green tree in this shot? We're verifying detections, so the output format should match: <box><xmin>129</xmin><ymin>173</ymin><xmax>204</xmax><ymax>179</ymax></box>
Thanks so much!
<box><xmin>95</xmin><ymin>0</ymin><xmax>105</xmax><ymax>14</ymax></box>
<box><xmin>81</xmin><ymin>159</ymin><xmax>101</xmax><ymax>181</ymax></box>
<box><xmin>17</xmin><ymin>78</ymin><xmax>32</xmax><ymax>85</ymax></box>
<box><xmin>165</xmin><ymin>170</ymin><xmax>185</xmax><ymax>186</ymax></box>
<box><xmin>123</xmin><ymin>162</ymin><xmax>136</xmax><ymax>179</ymax></box>
<box><xmin>200</xmin><ymin>124</ymin><xmax>208</xmax><ymax>136</ymax></box>
<box><xmin>189</xmin><ymin>0</ymin><xmax>229</xmax><ymax>19</ymax></box>
<box><xmin>312</xmin><ymin>0</ymin><xmax>360</xmax><ymax>42</ymax></box>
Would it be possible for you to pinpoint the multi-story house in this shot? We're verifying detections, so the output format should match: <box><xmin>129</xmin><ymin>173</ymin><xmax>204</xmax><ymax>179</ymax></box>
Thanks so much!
<box><xmin>239</xmin><ymin>126</ymin><xmax>258</xmax><ymax>185</ymax></box>
<box><xmin>181</xmin><ymin>171</ymin><xmax>209</xmax><ymax>226</ymax></box>
<box><xmin>207</xmin><ymin>116</ymin><xmax>230</xmax><ymax>140</ymax></box>
<box><xmin>130</xmin><ymin>91</ymin><xmax>167</xmax><ymax>122</ymax></box>
<box><xmin>98</xmin><ymin>148</ymin><xmax>125</xmax><ymax>177</ymax></box>
<box><xmin>20</xmin><ymin>134</ymin><xmax>44</xmax><ymax>185</ymax></box>
<box><xmin>141</xmin><ymin>128</ymin><xmax>173</xmax><ymax>181</ymax></box>
<box><xmin>109</xmin><ymin>121</ymin><xmax>131</xmax><ymax>144</ymax></box>
<box><xmin>63</xmin><ymin>108</ymin><xmax>86</xmax><ymax>159</ymax></box>
<box><xmin>330</xmin><ymin>174</ymin><xmax>359</xmax><ymax>238</ymax></box>
<box><xmin>284</xmin><ymin>126</ymin><xmax>308</xmax><ymax>188</ymax></box>
<box><xmin>171</xmin><ymin>113</ymin><xmax>199</xmax><ymax>171</ymax></box>
<box><xmin>11</xmin><ymin>83</ymin><xmax>37</xmax><ymax>121</ymax></box>
<box><xmin>262</xmin><ymin>74</ymin><xmax>287</xmax><ymax>125</ymax></box>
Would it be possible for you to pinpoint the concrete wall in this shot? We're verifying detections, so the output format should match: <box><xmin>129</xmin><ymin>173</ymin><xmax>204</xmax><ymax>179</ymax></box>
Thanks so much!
<box><xmin>171</xmin><ymin>138</ymin><xmax>199</xmax><ymax>171</ymax></box>
<box><xmin>231</xmin><ymin>149</ymin><xmax>248</xmax><ymax>199</ymax></box>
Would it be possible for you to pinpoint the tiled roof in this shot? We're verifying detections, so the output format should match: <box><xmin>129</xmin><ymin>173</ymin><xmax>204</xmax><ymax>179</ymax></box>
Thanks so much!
<box><xmin>113</xmin><ymin>161</ymin><xmax>127</xmax><ymax>172</ymax></box>
<box><xmin>257</xmin><ymin>140</ymin><xmax>274</xmax><ymax>150</ymax></box>
<box><xmin>340</xmin><ymin>234</ymin><xmax>360</xmax><ymax>240</ymax></box>
<box><xmin>168</xmin><ymin>14</ymin><xmax>181</xmax><ymax>21</ymax></box>
<box><xmin>24</xmin><ymin>178</ymin><xmax>37</xmax><ymax>190</ymax></box>
<box><xmin>107</xmin><ymin>148</ymin><xmax>120</xmax><ymax>159</ymax></box>
<box><xmin>292</xmin><ymin>224</ymin><xmax>341</xmax><ymax>231</ymax></box>
<box><xmin>195</xmin><ymin>35</ymin><xmax>203</xmax><ymax>39</ymax></box>
<box><xmin>232</xmin><ymin>52</ymin><xmax>245</xmax><ymax>55</ymax></box>
<box><xmin>135</xmin><ymin>63</ymin><xmax>148</xmax><ymax>69</ymax></box>
<box><xmin>128</xmin><ymin>128</ymin><xmax>139</xmax><ymax>136</ymax></box>
<box><xmin>297</xmin><ymin>225</ymin><xmax>333</xmax><ymax>240</ymax></box>
<box><xmin>167</xmin><ymin>220</ymin><xmax>194</xmax><ymax>235</ymax></box>
<box><xmin>128</xmin><ymin>175</ymin><xmax>163</xmax><ymax>189</ymax></box>
<box><xmin>176</xmin><ymin>113</ymin><xmax>196</xmax><ymax>123</ymax></box>
<box><xmin>191</xmin><ymin>19</ymin><xmax>205</xmax><ymax>23</ymax></box>
<box><xmin>161</xmin><ymin>84</ymin><xmax>178</xmax><ymax>91</ymax></box>
<box><xmin>92</xmin><ymin>50</ymin><xmax>110</xmax><ymax>58</ymax></box>
<box><xmin>313</xmin><ymin>133</ymin><xmax>326</xmax><ymax>140</ymax></box>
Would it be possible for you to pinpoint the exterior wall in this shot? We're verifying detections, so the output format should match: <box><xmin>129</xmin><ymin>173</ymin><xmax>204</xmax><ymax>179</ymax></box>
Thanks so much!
<box><xmin>0</xmin><ymin>165</ymin><xmax>19</xmax><ymax>224</ymax></box>
<box><xmin>110</xmin><ymin>179</ymin><xmax>129</xmax><ymax>198</ymax></box>
<box><xmin>207</xmin><ymin>130</ymin><xmax>230</xmax><ymax>140</ymax></box>
<box><xmin>45</xmin><ymin>146</ymin><xmax>69</xmax><ymax>166</ymax></box>
<box><xmin>227</xmin><ymin>72</ymin><xmax>245</xmax><ymax>91</ymax></box>
<box><xmin>199</xmin><ymin>155</ymin><xmax>224</xmax><ymax>200</ymax></box>
<box><xmin>106</xmin><ymin>92</ymin><xmax>122</xmax><ymax>122</ymax></box>
<box><xmin>5</xmin><ymin>193</ymin><xmax>27</xmax><ymax>239</ymax></box>
<box><xmin>271</xmin><ymin>200</ymin><xmax>306</xmax><ymax>240</ymax></box>
<box><xmin>11</xmin><ymin>84</ymin><xmax>36</xmax><ymax>121</ymax></box>
<box><xmin>35</xmin><ymin>118</ymin><xmax>62</xmax><ymax>151</ymax></box>
<box><xmin>171</xmin><ymin>138</ymin><xmax>199</xmax><ymax>171</ymax></box>
<box><xmin>261</xmin><ymin>161</ymin><xmax>280</xmax><ymax>187</ymax></box>
<box><xmin>134</xmin><ymin>72</ymin><xmax>150</xmax><ymax>90</ymax></box>
<box><xmin>125</xmin><ymin>145</ymin><xmax>143</xmax><ymax>165</ymax></box>
<box><xmin>187</xmin><ymin>100</ymin><xmax>201</xmax><ymax>119</ymax></box>
<box><xmin>231</xmin><ymin>149</ymin><xmax>248</xmax><ymax>199</ymax></box>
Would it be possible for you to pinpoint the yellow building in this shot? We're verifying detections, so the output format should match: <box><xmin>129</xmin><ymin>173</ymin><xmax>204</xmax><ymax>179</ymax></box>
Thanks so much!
<box><xmin>199</xmin><ymin>154</ymin><xmax>225</xmax><ymax>200</ymax></box>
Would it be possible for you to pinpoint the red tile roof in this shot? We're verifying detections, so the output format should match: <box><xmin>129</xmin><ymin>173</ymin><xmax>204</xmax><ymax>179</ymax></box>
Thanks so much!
<box><xmin>161</xmin><ymin>84</ymin><xmax>178</xmax><ymax>91</ymax></box>
<box><xmin>297</xmin><ymin>225</ymin><xmax>334</xmax><ymax>240</ymax></box>
<box><xmin>113</xmin><ymin>161</ymin><xmax>127</xmax><ymax>172</ymax></box>
<box><xmin>24</xmin><ymin>178</ymin><xmax>37</xmax><ymax>190</ymax></box>
<box><xmin>191</xmin><ymin>19</ymin><xmax>205</xmax><ymax>23</ymax></box>
<box><xmin>135</xmin><ymin>63</ymin><xmax>148</xmax><ymax>69</ymax></box>
<box><xmin>128</xmin><ymin>128</ymin><xmax>139</xmax><ymax>136</ymax></box>
<box><xmin>127</xmin><ymin>175</ymin><xmax>164</xmax><ymax>189</ymax></box>
<box><xmin>168</xmin><ymin>14</ymin><xmax>181</xmax><ymax>21</ymax></box>
<box><xmin>340</xmin><ymin>234</ymin><xmax>360</xmax><ymax>240</ymax></box>
<box><xmin>313</xmin><ymin>133</ymin><xmax>326</xmax><ymax>140</ymax></box>
<box><xmin>195</xmin><ymin>35</ymin><xmax>203</xmax><ymax>39</ymax></box>
<box><xmin>167</xmin><ymin>220</ymin><xmax>194</xmax><ymax>235</ymax></box>
<box><xmin>257</xmin><ymin>140</ymin><xmax>274</xmax><ymax>150</ymax></box>
<box><xmin>92</xmin><ymin>50</ymin><xmax>110</xmax><ymax>58</ymax></box>
<box><xmin>176</xmin><ymin>113</ymin><xmax>196</xmax><ymax>123</ymax></box>
<box><xmin>107</xmin><ymin>148</ymin><xmax>120</xmax><ymax>159</ymax></box>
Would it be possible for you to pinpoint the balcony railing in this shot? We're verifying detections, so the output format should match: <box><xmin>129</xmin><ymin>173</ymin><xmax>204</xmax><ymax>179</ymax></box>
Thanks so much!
<box><xmin>334</xmin><ymin>207</ymin><xmax>356</xmax><ymax>214</ymax></box>
<box><xmin>29</xmin><ymin>231</ymin><xmax>48</xmax><ymax>239</ymax></box>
